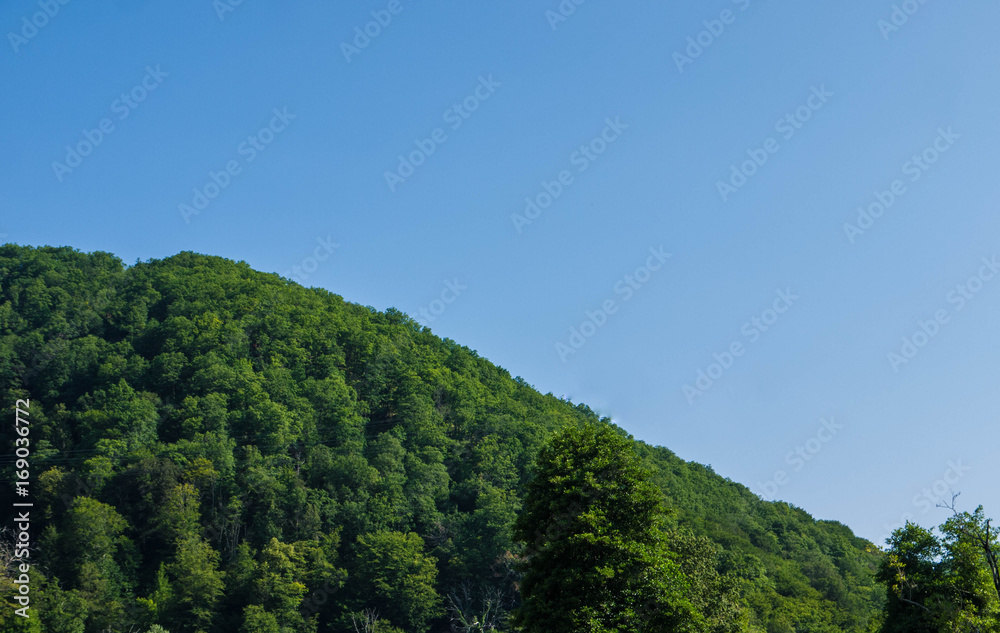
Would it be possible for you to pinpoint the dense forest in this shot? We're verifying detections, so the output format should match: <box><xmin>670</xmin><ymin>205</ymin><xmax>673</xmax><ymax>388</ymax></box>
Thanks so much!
<box><xmin>0</xmin><ymin>245</ymin><xmax>996</xmax><ymax>632</ymax></box>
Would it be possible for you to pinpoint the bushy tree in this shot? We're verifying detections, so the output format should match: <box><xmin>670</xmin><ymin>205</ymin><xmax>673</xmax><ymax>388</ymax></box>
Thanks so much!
<box><xmin>353</xmin><ymin>531</ymin><xmax>441</xmax><ymax>632</ymax></box>
<box><xmin>512</xmin><ymin>424</ymin><xmax>701</xmax><ymax>633</ymax></box>
<box><xmin>877</xmin><ymin>512</ymin><xmax>1000</xmax><ymax>633</ymax></box>
<box><xmin>164</xmin><ymin>536</ymin><xmax>225</xmax><ymax>632</ymax></box>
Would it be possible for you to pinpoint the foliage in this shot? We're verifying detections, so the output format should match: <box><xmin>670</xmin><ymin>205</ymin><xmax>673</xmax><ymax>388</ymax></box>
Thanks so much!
<box><xmin>0</xmin><ymin>245</ymin><xmax>885</xmax><ymax>632</ymax></box>
<box><xmin>876</xmin><ymin>507</ymin><xmax>1000</xmax><ymax>632</ymax></box>
<box><xmin>513</xmin><ymin>424</ymin><xmax>703</xmax><ymax>632</ymax></box>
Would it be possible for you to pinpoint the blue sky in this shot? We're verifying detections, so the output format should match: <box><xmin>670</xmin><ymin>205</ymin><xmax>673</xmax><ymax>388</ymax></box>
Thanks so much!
<box><xmin>3</xmin><ymin>0</ymin><xmax>999</xmax><ymax>545</ymax></box>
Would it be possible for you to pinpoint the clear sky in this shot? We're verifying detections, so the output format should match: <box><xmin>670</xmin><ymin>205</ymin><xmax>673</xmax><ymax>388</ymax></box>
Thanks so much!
<box><xmin>3</xmin><ymin>0</ymin><xmax>999</xmax><ymax>545</ymax></box>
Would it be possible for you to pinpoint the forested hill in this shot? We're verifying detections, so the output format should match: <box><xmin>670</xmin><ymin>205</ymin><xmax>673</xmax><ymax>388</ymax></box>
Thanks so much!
<box><xmin>0</xmin><ymin>245</ymin><xmax>883</xmax><ymax>632</ymax></box>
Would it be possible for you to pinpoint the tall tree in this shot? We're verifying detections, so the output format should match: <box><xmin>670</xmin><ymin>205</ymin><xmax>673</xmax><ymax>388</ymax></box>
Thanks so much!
<box><xmin>512</xmin><ymin>424</ymin><xmax>701</xmax><ymax>633</ymax></box>
<box><xmin>939</xmin><ymin>497</ymin><xmax>1000</xmax><ymax>605</ymax></box>
<box><xmin>877</xmin><ymin>515</ymin><xmax>1000</xmax><ymax>633</ymax></box>
<box><xmin>352</xmin><ymin>531</ymin><xmax>441</xmax><ymax>633</ymax></box>
<box><xmin>876</xmin><ymin>522</ymin><xmax>943</xmax><ymax>633</ymax></box>
<box><xmin>164</xmin><ymin>536</ymin><xmax>225</xmax><ymax>633</ymax></box>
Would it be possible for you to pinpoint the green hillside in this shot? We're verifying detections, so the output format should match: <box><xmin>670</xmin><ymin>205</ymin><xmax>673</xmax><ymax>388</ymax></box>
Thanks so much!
<box><xmin>0</xmin><ymin>245</ymin><xmax>884</xmax><ymax>632</ymax></box>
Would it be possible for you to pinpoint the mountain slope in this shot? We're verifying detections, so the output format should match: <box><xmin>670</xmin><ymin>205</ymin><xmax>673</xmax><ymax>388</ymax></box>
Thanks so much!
<box><xmin>0</xmin><ymin>245</ymin><xmax>883</xmax><ymax>632</ymax></box>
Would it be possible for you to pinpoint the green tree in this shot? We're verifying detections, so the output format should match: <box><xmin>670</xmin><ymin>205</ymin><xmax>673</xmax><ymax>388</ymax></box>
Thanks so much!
<box><xmin>353</xmin><ymin>531</ymin><xmax>441</xmax><ymax>632</ymax></box>
<box><xmin>164</xmin><ymin>536</ymin><xmax>224</xmax><ymax>632</ymax></box>
<box><xmin>241</xmin><ymin>605</ymin><xmax>285</xmax><ymax>633</ymax></box>
<box><xmin>60</xmin><ymin>497</ymin><xmax>136</xmax><ymax>629</ymax></box>
<box><xmin>158</xmin><ymin>483</ymin><xmax>203</xmax><ymax>545</ymax></box>
<box><xmin>76</xmin><ymin>379</ymin><xmax>159</xmax><ymax>449</ymax></box>
<box><xmin>939</xmin><ymin>502</ymin><xmax>1000</xmax><ymax>605</ymax></box>
<box><xmin>250</xmin><ymin>539</ymin><xmax>310</xmax><ymax>630</ymax></box>
<box><xmin>512</xmin><ymin>424</ymin><xmax>700</xmax><ymax>633</ymax></box>
<box><xmin>668</xmin><ymin>528</ymin><xmax>750</xmax><ymax>633</ymax></box>
<box><xmin>877</xmin><ymin>517</ymin><xmax>1000</xmax><ymax>632</ymax></box>
<box><xmin>136</xmin><ymin>564</ymin><xmax>173</xmax><ymax>629</ymax></box>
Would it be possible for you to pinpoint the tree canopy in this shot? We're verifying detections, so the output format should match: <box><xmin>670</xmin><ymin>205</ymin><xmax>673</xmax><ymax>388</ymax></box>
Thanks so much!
<box><xmin>514</xmin><ymin>424</ymin><xmax>748</xmax><ymax>632</ymax></box>
<box><xmin>876</xmin><ymin>503</ymin><xmax>1000</xmax><ymax>632</ymax></box>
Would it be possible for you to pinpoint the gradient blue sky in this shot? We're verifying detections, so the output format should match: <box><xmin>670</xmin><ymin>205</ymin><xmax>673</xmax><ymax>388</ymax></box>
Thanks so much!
<box><xmin>3</xmin><ymin>0</ymin><xmax>999</xmax><ymax>545</ymax></box>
